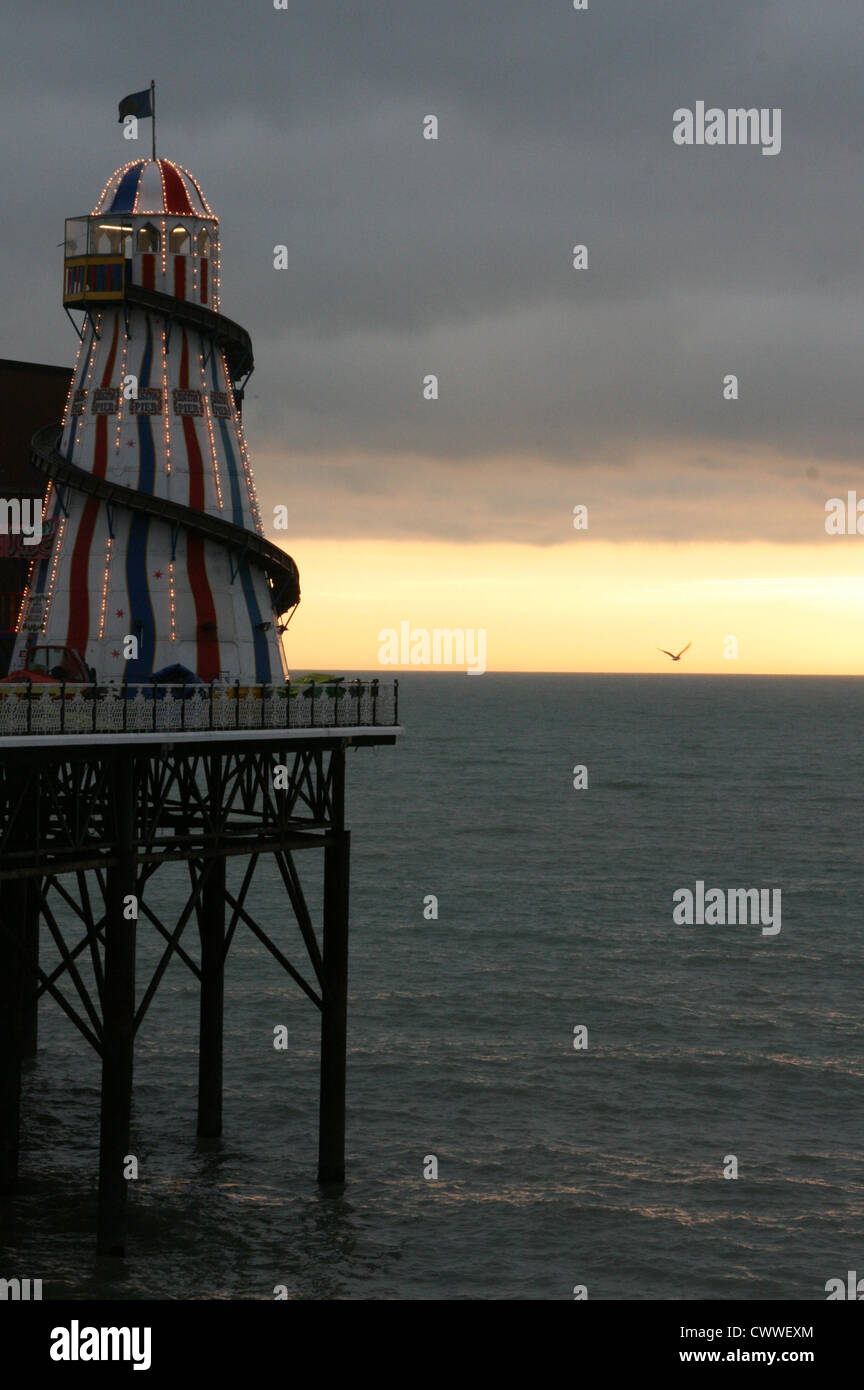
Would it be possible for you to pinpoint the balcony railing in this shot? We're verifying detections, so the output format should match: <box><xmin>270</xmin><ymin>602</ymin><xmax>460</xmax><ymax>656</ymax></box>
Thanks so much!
<box><xmin>0</xmin><ymin>680</ymin><xmax>398</xmax><ymax>738</ymax></box>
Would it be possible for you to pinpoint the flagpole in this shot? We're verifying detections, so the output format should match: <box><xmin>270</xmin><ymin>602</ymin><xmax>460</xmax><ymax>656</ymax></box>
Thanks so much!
<box><xmin>151</xmin><ymin>80</ymin><xmax>156</xmax><ymax>161</ymax></box>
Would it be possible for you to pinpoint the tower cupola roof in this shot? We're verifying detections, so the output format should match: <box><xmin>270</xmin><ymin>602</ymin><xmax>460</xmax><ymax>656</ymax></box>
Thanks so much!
<box><xmin>91</xmin><ymin>158</ymin><xmax>215</xmax><ymax>219</ymax></box>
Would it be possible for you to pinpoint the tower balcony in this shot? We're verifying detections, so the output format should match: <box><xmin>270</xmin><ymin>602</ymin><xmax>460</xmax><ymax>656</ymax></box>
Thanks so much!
<box><xmin>63</xmin><ymin>211</ymin><xmax>216</xmax><ymax>310</ymax></box>
<box><xmin>63</xmin><ymin>215</ymin><xmax>129</xmax><ymax>306</ymax></box>
<box><xmin>63</xmin><ymin>255</ymin><xmax>127</xmax><ymax>306</ymax></box>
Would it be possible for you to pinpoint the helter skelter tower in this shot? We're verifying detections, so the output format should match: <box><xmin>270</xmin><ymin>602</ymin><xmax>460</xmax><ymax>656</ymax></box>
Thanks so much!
<box><xmin>0</xmin><ymin>148</ymin><xmax>399</xmax><ymax>1260</ymax></box>
<box><xmin>16</xmin><ymin>156</ymin><xmax>299</xmax><ymax>684</ymax></box>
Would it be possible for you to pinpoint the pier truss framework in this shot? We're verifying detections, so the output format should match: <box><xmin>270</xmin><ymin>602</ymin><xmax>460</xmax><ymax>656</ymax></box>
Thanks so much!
<box><xmin>0</xmin><ymin>726</ymin><xmax>397</xmax><ymax>1254</ymax></box>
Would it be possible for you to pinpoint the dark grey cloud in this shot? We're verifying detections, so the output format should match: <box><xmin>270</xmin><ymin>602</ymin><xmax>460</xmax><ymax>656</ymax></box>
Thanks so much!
<box><xmin>2</xmin><ymin>1</ymin><xmax>864</xmax><ymax>543</ymax></box>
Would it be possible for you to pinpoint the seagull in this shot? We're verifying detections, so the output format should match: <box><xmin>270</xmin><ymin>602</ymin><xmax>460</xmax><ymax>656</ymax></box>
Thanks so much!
<box><xmin>658</xmin><ymin>642</ymin><xmax>692</xmax><ymax>662</ymax></box>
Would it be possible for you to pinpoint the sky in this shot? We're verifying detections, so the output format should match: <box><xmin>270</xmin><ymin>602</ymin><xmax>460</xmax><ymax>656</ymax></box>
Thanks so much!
<box><xmin>2</xmin><ymin>0</ymin><xmax>864</xmax><ymax>673</ymax></box>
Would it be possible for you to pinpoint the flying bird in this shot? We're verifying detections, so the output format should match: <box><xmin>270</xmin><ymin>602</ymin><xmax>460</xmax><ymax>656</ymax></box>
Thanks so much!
<box><xmin>657</xmin><ymin>642</ymin><xmax>692</xmax><ymax>662</ymax></box>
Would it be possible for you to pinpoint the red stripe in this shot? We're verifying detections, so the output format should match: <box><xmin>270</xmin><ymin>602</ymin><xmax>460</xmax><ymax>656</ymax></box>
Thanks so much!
<box><xmin>160</xmin><ymin>161</ymin><xmax>194</xmax><ymax>215</ymax></box>
<box><xmin>179</xmin><ymin>329</ymin><xmax>220</xmax><ymax>678</ymax></box>
<box><xmin>186</xmin><ymin>534</ymin><xmax>220</xmax><ymax>679</ymax></box>
<box><xmin>173</xmin><ymin>255</ymin><xmax>186</xmax><ymax>301</ymax></box>
<box><xmin>142</xmin><ymin>252</ymin><xmax>155</xmax><ymax>289</ymax></box>
<box><xmin>200</xmin><ymin>257</ymin><xmax>208</xmax><ymax>305</ymax></box>
<box><xmin>66</xmin><ymin>319</ymin><xmax>120</xmax><ymax>658</ymax></box>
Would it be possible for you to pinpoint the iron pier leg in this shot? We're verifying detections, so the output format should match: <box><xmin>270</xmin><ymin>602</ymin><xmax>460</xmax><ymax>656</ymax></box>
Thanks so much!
<box><xmin>97</xmin><ymin>757</ymin><xmax>137</xmax><ymax>1256</ymax></box>
<box><xmin>317</xmin><ymin>826</ymin><xmax>351</xmax><ymax>1185</ymax></box>
<box><xmin>197</xmin><ymin>854</ymin><xmax>226</xmax><ymax>1137</ymax></box>
<box><xmin>21</xmin><ymin>879</ymin><xmax>40</xmax><ymax>1059</ymax></box>
<box><xmin>0</xmin><ymin>877</ymin><xmax>26</xmax><ymax>1193</ymax></box>
<box><xmin>0</xmin><ymin>766</ymin><xmax>38</xmax><ymax>1190</ymax></box>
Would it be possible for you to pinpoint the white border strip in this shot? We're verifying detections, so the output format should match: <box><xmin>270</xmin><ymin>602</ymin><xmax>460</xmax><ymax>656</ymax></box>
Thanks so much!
<box><xmin>0</xmin><ymin>726</ymin><xmax>403</xmax><ymax>750</ymax></box>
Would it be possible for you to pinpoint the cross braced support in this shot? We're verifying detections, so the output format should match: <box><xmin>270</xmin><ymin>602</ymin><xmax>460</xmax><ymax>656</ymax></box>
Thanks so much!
<box><xmin>35</xmin><ymin>884</ymin><xmax>104</xmax><ymax>1042</ymax></box>
<box><xmin>133</xmin><ymin>865</ymin><xmax>213</xmax><ymax>1033</ymax></box>
<box><xmin>274</xmin><ymin>849</ymin><xmax>324</xmax><ymax>986</ymax></box>
<box><xmin>221</xmin><ymin>880</ymin><xmax>322</xmax><ymax>1010</ymax></box>
<box><xmin>0</xmin><ymin>728</ymin><xmax>394</xmax><ymax>1246</ymax></box>
<box><xmin>0</xmin><ymin>912</ymin><xmax>103</xmax><ymax>1055</ymax></box>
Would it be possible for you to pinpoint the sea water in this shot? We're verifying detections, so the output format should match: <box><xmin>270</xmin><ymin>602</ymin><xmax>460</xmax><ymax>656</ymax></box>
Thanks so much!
<box><xmin>3</xmin><ymin>674</ymin><xmax>862</xmax><ymax>1300</ymax></box>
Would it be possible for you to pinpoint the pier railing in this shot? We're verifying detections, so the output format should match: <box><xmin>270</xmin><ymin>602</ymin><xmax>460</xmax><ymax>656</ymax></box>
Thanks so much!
<box><xmin>0</xmin><ymin>679</ymin><xmax>398</xmax><ymax>737</ymax></box>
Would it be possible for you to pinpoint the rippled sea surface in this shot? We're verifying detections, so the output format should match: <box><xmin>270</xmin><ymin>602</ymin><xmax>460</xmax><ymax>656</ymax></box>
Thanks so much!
<box><xmin>2</xmin><ymin>674</ymin><xmax>862</xmax><ymax>1299</ymax></box>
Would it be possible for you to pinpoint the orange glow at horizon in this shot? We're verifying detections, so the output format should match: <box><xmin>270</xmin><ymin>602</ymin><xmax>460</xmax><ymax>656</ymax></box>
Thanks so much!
<box><xmin>276</xmin><ymin>538</ymin><xmax>864</xmax><ymax>676</ymax></box>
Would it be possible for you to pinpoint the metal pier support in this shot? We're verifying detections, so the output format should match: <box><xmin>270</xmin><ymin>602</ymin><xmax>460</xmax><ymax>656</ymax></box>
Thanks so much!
<box><xmin>0</xmin><ymin>769</ymin><xmax>39</xmax><ymax>1191</ymax></box>
<box><xmin>317</xmin><ymin>745</ymin><xmax>350</xmax><ymax>1185</ymax></box>
<box><xmin>96</xmin><ymin>756</ymin><xmax>137</xmax><ymax>1256</ymax></box>
<box><xmin>20</xmin><ymin>881</ymin><xmax>39</xmax><ymax>1059</ymax></box>
<box><xmin>197</xmin><ymin>855</ymin><xmax>226</xmax><ymax>1138</ymax></box>
<box><xmin>0</xmin><ymin>719</ymin><xmax>398</xmax><ymax>1250</ymax></box>
<box><xmin>0</xmin><ymin>877</ymin><xmax>27</xmax><ymax>1193</ymax></box>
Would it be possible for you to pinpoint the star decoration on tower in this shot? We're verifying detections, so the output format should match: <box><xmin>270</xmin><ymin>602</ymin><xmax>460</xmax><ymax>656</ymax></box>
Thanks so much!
<box><xmin>116</xmin><ymin>609</ymin><xmax>124</xmax><ymax>617</ymax></box>
<box><xmin>154</xmin><ymin>570</ymin><xmax>163</xmax><ymax>579</ymax></box>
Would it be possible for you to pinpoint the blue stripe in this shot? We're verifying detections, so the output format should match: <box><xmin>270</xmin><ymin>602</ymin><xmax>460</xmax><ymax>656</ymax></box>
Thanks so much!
<box><xmin>110</xmin><ymin>163</ymin><xmax>144</xmax><ymax>213</ymax></box>
<box><xmin>209</xmin><ymin>353</ymin><xmax>271</xmax><ymax>682</ymax></box>
<box><xmin>66</xmin><ymin>323</ymin><xmax>98</xmax><ymax>467</ymax></box>
<box><xmin>238</xmin><ymin>557</ymin><xmax>270</xmax><ymax>682</ymax></box>
<box><xmin>125</xmin><ymin>316</ymin><xmax>156</xmax><ymax>679</ymax></box>
<box><xmin>23</xmin><ymin>327</ymin><xmax>98</xmax><ymax>656</ymax></box>
<box><xmin>24</xmin><ymin>490</ymin><xmax>66</xmax><ymax>657</ymax></box>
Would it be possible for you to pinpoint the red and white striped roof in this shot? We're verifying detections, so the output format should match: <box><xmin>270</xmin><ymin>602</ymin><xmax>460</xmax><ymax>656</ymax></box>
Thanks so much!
<box><xmin>91</xmin><ymin>159</ymin><xmax>216</xmax><ymax>219</ymax></box>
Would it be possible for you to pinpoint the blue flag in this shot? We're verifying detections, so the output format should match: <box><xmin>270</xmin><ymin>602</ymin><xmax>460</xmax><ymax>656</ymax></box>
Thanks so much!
<box><xmin>118</xmin><ymin>88</ymin><xmax>152</xmax><ymax>122</ymax></box>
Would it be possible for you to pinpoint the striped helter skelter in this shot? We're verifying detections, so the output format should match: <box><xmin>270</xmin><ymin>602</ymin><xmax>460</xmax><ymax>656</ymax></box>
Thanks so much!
<box><xmin>14</xmin><ymin>158</ymin><xmax>296</xmax><ymax>686</ymax></box>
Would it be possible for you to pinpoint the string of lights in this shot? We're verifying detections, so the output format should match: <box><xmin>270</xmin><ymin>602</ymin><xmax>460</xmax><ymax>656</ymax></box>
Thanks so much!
<box><xmin>236</xmin><ymin>420</ymin><xmax>264</xmax><ymax>534</ymax></box>
<box><xmin>60</xmin><ymin>329</ymin><xmax>88</xmax><ymax>431</ymax></box>
<box><xmin>115</xmin><ymin>324</ymin><xmax>129</xmax><ymax>454</ymax></box>
<box><xmin>200</xmin><ymin>338</ymin><xmax>224</xmax><ymax>509</ymax></box>
<box><xmin>66</xmin><ymin>319</ymin><xmax>100</xmax><ymax>458</ymax></box>
<box><xmin>42</xmin><ymin>516</ymin><xmax>67</xmax><ymax>625</ymax></box>
<box><xmin>97</xmin><ymin>535</ymin><xmax>113</xmax><ymax>640</ymax></box>
<box><xmin>161</xmin><ymin>322</ymin><xmax>172</xmax><ymax>476</ymax></box>
<box><xmin>168</xmin><ymin>559</ymin><xmax>176</xmax><ymax>642</ymax></box>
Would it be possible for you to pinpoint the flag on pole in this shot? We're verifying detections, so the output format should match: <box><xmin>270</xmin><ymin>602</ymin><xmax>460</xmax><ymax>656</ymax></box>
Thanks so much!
<box><xmin>118</xmin><ymin>88</ymin><xmax>153</xmax><ymax>121</ymax></box>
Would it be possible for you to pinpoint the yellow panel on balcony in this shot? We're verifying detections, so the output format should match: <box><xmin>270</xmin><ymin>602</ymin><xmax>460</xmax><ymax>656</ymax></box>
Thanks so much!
<box><xmin>63</xmin><ymin>255</ymin><xmax>126</xmax><ymax>306</ymax></box>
